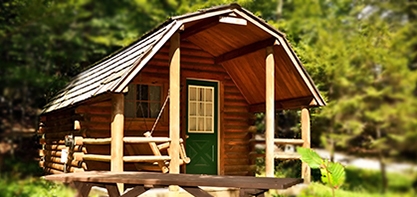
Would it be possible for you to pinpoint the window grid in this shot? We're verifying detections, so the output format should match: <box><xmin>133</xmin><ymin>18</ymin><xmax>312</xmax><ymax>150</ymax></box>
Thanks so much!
<box><xmin>188</xmin><ymin>85</ymin><xmax>214</xmax><ymax>133</ymax></box>
<box><xmin>125</xmin><ymin>84</ymin><xmax>162</xmax><ymax>118</ymax></box>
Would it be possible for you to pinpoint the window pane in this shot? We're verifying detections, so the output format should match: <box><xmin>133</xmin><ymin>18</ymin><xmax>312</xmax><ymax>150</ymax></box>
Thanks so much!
<box><xmin>189</xmin><ymin>102</ymin><xmax>196</xmax><ymax>116</ymax></box>
<box><xmin>137</xmin><ymin>85</ymin><xmax>148</xmax><ymax>100</ymax></box>
<box><xmin>150</xmin><ymin>102</ymin><xmax>161</xmax><ymax>118</ymax></box>
<box><xmin>125</xmin><ymin>84</ymin><xmax>136</xmax><ymax>100</ymax></box>
<box><xmin>136</xmin><ymin>102</ymin><xmax>148</xmax><ymax>118</ymax></box>
<box><xmin>205</xmin><ymin>88</ymin><xmax>213</xmax><ymax>101</ymax></box>
<box><xmin>198</xmin><ymin>88</ymin><xmax>204</xmax><ymax>101</ymax></box>
<box><xmin>206</xmin><ymin>103</ymin><xmax>212</xmax><ymax>117</ymax></box>
<box><xmin>198</xmin><ymin>117</ymin><xmax>204</xmax><ymax>131</ymax></box>
<box><xmin>198</xmin><ymin>103</ymin><xmax>204</xmax><ymax>116</ymax></box>
<box><xmin>125</xmin><ymin>101</ymin><xmax>136</xmax><ymax>118</ymax></box>
<box><xmin>189</xmin><ymin>117</ymin><xmax>197</xmax><ymax>131</ymax></box>
<box><xmin>206</xmin><ymin>117</ymin><xmax>212</xmax><ymax>132</ymax></box>
<box><xmin>190</xmin><ymin>87</ymin><xmax>196</xmax><ymax>101</ymax></box>
<box><xmin>149</xmin><ymin>86</ymin><xmax>161</xmax><ymax>101</ymax></box>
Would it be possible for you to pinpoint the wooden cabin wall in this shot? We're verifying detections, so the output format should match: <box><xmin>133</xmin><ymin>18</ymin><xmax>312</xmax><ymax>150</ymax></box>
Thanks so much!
<box><xmin>140</xmin><ymin>40</ymin><xmax>252</xmax><ymax>175</ymax></box>
<box><xmin>42</xmin><ymin>40</ymin><xmax>251</xmax><ymax>175</ymax></box>
<box><xmin>74</xmin><ymin>97</ymin><xmax>159</xmax><ymax>171</ymax></box>
<box><xmin>39</xmin><ymin>108</ymin><xmax>85</xmax><ymax>174</ymax></box>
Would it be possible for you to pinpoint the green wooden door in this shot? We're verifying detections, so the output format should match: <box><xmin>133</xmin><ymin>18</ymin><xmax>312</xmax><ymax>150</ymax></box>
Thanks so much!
<box><xmin>186</xmin><ymin>80</ymin><xmax>218</xmax><ymax>175</ymax></box>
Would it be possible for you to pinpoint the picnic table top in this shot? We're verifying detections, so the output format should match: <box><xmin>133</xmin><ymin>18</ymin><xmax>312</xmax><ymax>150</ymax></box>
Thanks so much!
<box><xmin>43</xmin><ymin>171</ymin><xmax>303</xmax><ymax>190</ymax></box>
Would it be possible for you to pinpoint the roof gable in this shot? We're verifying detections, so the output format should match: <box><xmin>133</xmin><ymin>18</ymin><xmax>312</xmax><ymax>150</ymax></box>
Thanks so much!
<box><xmin>43</xmin><ymin>4</ymin><xmax>325</xmax><ymax>114</ymax></box>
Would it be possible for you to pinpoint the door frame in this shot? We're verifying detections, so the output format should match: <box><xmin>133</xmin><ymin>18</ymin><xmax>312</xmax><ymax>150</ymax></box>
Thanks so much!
<box><xmin>185</xmin><ymin>78</ymin><xmax>220</xmax><ymax>175</ymax></box>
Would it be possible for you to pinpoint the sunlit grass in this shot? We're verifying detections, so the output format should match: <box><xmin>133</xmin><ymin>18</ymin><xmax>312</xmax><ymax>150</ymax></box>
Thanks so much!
<box><xmin>0</xmin><ymin>175</ymin><xmax>75</xmax><ymax>197</ymax></box>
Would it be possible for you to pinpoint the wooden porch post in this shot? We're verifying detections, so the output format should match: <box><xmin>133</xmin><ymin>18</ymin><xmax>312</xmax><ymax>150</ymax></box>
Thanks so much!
<box><xmin>265</xmin><ymin>46</ymin><xmax>275</xmax><ymax>177</ymax></box>
<box><xmin>169</xmin><ymin>31</ymin><xmax>180</xmax><ymax>174</ymax></box>
<box><xmin>301</xmin><ymin>107</ymin><xmax>311</xmax><ymax>183</ymax></box>
<box><xmin>111</xmin><ymin>93</ymin><xmax>124</xmax><ymax>193</ymax></box>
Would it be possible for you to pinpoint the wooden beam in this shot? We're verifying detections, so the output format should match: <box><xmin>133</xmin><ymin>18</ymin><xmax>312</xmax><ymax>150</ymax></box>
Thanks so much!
<box><xmin>181</xmin><ymin>17</ymin><xmax>219</xmax><ymax>40</ymax></box>
<box><xmin>111</xmin><ymin>93</ymin><xmax>124</xmax><ymax>194</ymax></box>
<box><xmin>265</xmin><ymin>46</ymin><xmax>275</xmax><ymax>178</ymax></box>
<box><xmin>301</xmin><ymin>107</ymin><xmax>311</xmax><ymax>183</ymax></box>
<box><xmin>215</xmin><ymin>37</ymin><xmax>277</xmax><ymax>64</ymax></box>
<box><xmin>169</xmin><ymin>31</ymin><xmax>181</xmax><ymax>175</ymax></box>
<box><xmin>249</xmin><ymin>96</ymin><xmax>314</xmax><ymax>112</ymax></box>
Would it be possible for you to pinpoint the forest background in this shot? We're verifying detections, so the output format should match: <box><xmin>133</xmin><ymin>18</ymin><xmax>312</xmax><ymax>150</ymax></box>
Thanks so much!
<box><xmin>1</xmin><ymin>0</ymin><xmax>417</xmax><ymax>196</ymax></box>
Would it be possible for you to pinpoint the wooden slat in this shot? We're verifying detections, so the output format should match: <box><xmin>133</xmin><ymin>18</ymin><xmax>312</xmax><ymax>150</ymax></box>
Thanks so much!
<box><xmin>44</xmin><ymin>171</ymin><xmax>303</xmax><ymax>190</ymax></box>
<box><xmin>215</xmin><ymin>37</ymin><xmax>277</xmax><ymax>64</ymax></box>
<box><xmin>75</xmin><ymin>137</ymin><xmax>111</xmax><ymax>145</ymax></box>
<box><xmin>182</xmin><ymin>186</ymin><xmax>212</xmax><ymax>197</ymax></box>
<box><xmin>122</xmin><ymin>186</ymin><xmax>146</xmax><ymax>197</ymax></box>
<box><xmin>181</xmin><ymin>17</ymin><xmax>219</xmax><ymax>39</ymax></box>
<box><xmin>123</xmin><ymin>137</ymin><xmax>171</xmax><ymax>143</ymax></box>
<box><xmin>123</xmin><ymin>155</ymin><xmax>171</xmax><ymax>162</ymax></box>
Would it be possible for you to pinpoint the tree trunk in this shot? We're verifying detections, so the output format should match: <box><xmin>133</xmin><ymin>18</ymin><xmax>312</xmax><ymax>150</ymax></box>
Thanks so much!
<box><xmin>276</xmin><ymin>0</ymin><xmax>283</xmax><ymax>20</ymax></box>
<box><xmin>378</xmin><ymin>150</ymin><xmax>388</xmax><ymax>193</ymax></box>
<box><xmin>376</xmin><ymin>126</ymin><xmax>388</xmax><ymax>193</ymax></box>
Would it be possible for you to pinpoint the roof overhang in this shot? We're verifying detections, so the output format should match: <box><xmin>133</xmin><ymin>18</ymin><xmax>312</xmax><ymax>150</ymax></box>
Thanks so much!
<box><xmin>42</xmin><ymin>3</ymin><xmax>325</xmax><ymax>115</ymax></box>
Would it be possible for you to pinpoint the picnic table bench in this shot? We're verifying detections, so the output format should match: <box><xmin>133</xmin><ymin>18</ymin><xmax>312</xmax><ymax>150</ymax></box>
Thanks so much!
<box><xmin>44</xmin><ymin>171</ymin><xmax>303</xmax><ymax>197</ymax></box>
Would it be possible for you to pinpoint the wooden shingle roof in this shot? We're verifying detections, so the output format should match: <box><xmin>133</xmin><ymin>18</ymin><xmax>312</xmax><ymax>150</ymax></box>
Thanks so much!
<box><xmin>42</xmin><ymin>3</ymin><xmax>325</xmax><ymax>114</ymax></box>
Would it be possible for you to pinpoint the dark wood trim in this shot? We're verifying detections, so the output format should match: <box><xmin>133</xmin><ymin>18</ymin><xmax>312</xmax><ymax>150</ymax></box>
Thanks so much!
<box><xmin>249</xmin><ymin>96</ymin><xmax>314</xmax><ymax>112</ymax></box>
<box><xmin>181</xmin><ymin>17</ymin><xmax>219</xmax><ymax>40</ymax></box>
<box><xmin>214</xmin><ymin>37</ymin><xmax>277</xmax><ymax>64</ymax></box>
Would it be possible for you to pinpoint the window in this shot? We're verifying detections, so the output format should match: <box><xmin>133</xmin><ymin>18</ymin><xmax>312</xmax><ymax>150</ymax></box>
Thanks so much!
<box><xmin>125</xmin><ymin>84</ymin><xmax>162</xmax><ymax>118</ymax></box>
<box><xmin>188</xmin><ymin>85</ymin><xmax>214</xmax><ymax>133</ymax></box>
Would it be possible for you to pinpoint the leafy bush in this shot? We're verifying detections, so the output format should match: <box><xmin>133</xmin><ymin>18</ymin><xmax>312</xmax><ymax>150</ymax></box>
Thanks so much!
<box><xmin>0</xmin><ymin>176</ymin><xmax>75</xmax><ymax>197</ymax></box>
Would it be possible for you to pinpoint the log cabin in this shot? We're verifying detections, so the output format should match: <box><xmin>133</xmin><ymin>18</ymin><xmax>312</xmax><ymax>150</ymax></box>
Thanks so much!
<box><xmin>38</xmin><ymin>3</ymin><xmax>325</xmax><ymax>185</ymax></box>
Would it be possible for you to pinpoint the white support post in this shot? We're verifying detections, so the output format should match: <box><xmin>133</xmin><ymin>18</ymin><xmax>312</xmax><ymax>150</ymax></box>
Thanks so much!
<box><xmin>169</xmin><ymin>31</ymin><xmax>180</xmax><ymax>197</ymax></box>
<box><xmin>111</xmin><ymin>93</ymin><xmax>124</xmax><ymax>193</ymax></box>
<box><xmin>265</xmin><ymin>46</ymin><xmax>275</xmax><ymax>178</ymax></box>
<box><xmin>301</xmin><ymin>107</ymin><xmax>311</xmax><ymax>183</ymax></box>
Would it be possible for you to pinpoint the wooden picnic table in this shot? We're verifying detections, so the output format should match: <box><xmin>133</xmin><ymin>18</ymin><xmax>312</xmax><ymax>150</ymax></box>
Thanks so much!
<box><xmin>43</xmin><ymin>171</ymin><xmax>303</xmax><ymax>197</ymax></box>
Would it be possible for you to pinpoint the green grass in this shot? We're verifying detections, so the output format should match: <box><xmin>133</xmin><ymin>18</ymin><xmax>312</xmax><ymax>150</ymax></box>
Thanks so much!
<box><xmin>0</xmin><ymin>176</ymin><xmax>75</xmax><ymax>197</ymax></box>
<box><xmin>298</xmin><ymin>182</ymin><xmax>415</xmax><ymax>197</ymax></box>
<box><xmin>257</xmin><ymin>158</ymin><xmax>417</xmax><ymax>197</ymax></box>
<box><xmin>0</xmin><ymin>156</ymin><xmax>75</xmax><ymax>197</ymax></box>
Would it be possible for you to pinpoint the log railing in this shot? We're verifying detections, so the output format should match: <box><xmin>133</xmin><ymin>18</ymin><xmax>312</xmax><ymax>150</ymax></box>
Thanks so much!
<box><xmin>71</xmin><ymin>131</ymin><xmax>190</xmax><ymax>173</ymax></box>
<box><xmin>38</xmin><ymin>119</ymin><xmax>190</xmax><ymax>174</ymax></box>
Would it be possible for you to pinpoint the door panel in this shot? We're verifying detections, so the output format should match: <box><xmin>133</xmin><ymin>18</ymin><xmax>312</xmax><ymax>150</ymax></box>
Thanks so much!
<box><xmin>186</xmin><ymin>80</ymin><xmax>218</xmax><ymax>175</ymax></box>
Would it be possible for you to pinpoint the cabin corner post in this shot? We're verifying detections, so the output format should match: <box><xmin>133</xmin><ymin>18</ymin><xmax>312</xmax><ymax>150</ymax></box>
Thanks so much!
<box><xmin>301</xmin><ymin>107</ymin><xmax>311</xmax><ymax>183</ymax></box>
<box><xmin>265</xmin><ymin>46</ymin><xmax>275</xmax><ymax>177</ymax></box>
<box><xmin>169</xmin><ymin>31</ymin><xmax>181</xmax><ymax>175</ymax></box>
<box><xmin>111</xmin><ymin>93</ymin><xmax>124</xmax><ymax>193</ymax></box>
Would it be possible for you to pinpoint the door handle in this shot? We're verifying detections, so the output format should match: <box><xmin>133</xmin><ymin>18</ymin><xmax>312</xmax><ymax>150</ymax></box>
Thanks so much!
<box><xmin>186</xmin><ymin>135</ymin><xmax>189</xmax><ymax>139</ymax></box>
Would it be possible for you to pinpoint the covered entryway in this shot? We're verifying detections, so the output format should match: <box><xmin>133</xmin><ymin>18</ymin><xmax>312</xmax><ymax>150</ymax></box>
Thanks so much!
<box><xmin>186</xmin><ymin>80</ymin><xmax>218</xmax><ymax>175</ymax></box>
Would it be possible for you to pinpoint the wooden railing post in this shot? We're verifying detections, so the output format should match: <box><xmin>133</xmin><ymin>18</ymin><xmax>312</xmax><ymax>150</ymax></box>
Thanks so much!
<box><xmin>265</xmin><ymin>46</ymin><xmax>275</xmax><ymax>178</ymax></box>
<box><xmin>111</xmin><ymin>93</ymin><xmax>124</xmax><ymax>193</ymax></box>
<box><xmin>301</xmin><ymin>107</ymin><xmax>311</xmax><ymax>183</ymax></box>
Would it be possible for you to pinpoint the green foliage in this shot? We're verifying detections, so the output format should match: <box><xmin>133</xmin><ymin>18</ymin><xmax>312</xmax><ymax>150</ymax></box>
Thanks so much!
<box><xmin>296</xmin><ymin>147</ymin><xmax>322</xmax><ymax>169</ymax></box>
<box><xmin>299</xmin><ymin>182</ymin><xmax>416</xmax><ymax>197</ymax></box>
<box><xmin>0</xmin><ymin>176</ymin><xmax>74</xmax><ymax>197</ymax></box>
<box><xmin>297</xmin><ymin>147</ymin><xmax>345</xmax><ymax>196</ymax></box>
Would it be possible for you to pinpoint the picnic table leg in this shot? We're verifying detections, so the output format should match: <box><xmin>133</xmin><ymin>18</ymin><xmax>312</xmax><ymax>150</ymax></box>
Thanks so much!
<box><xmin>239</xmin><ymin>189</ymin><xmax>267</xmax><ymax>197</ymax></box>
<box><xmin>105</xmin><ymin>183</ymin><xmax>121</xmax><ymax>197</ymax></box>
<box><xmin>182</xmin><ymin>186</ymin><xmax>213</xmax><ymax>197</ymax></box>
<box><xmin>121</xmin><ymin>186</ymin><xmax>147</xmax><ymax>197</ymax></box>
<box><xmin>72</xmin><ymin>182</ymin><xmax>92</xmax><ymax>197</ymax></box>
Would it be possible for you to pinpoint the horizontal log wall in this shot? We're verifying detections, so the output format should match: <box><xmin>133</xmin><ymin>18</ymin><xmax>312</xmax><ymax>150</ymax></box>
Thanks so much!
<box><xmin>42</xmin><ymin>40</ymin><xmax>251</xmax><ymax>175</ymax></box>
<box><xmin>39</xmin><ymin>108</ymin><xmax>86</xmax><ymax>174</ymax></box>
